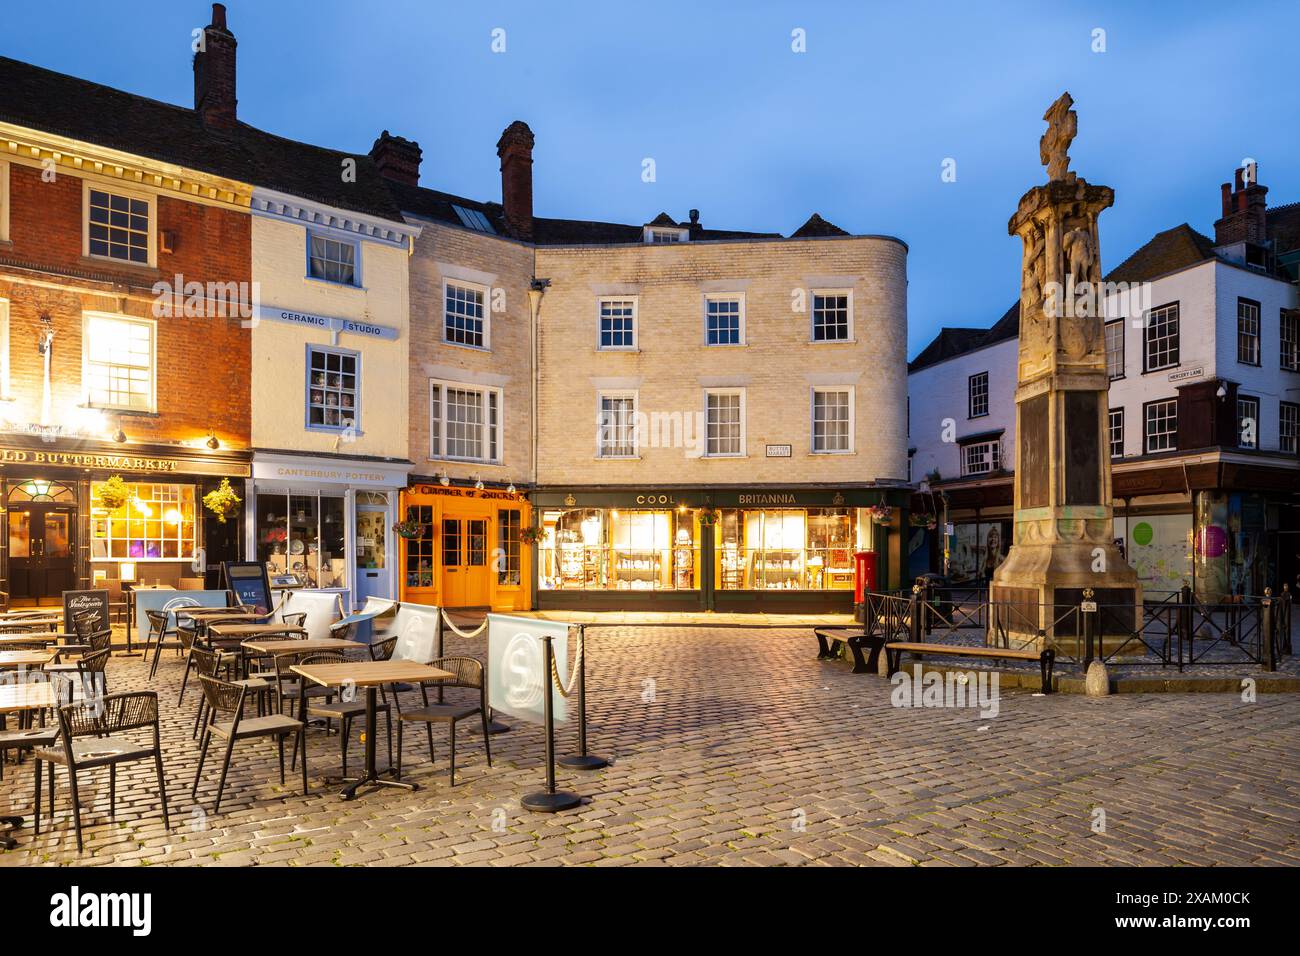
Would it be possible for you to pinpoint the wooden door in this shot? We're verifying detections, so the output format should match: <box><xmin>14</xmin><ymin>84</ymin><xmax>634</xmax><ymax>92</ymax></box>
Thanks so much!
<box><xmin>9</xmin><ymin>505</ymin><xmax>76</xmax><ymax>601</ymax></box>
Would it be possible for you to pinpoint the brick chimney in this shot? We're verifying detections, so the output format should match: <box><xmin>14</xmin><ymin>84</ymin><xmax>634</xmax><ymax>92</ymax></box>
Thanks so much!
<box><xmin>193</xmin><ymin>3</ymin><xmax>237</xmax><ymax>129</ymax></box>
<box><xmin>369</xmin><ymin>131</ymin><xmax>422</xmax><ymax>186</ymax></box>
<box><xmin>496</xmin><ymin>121</ymin><xmax>535</xmax><ymax>241</ymax></box>
<box><xmin>1214</xmin><ymin>165</ymin><xmax>1269</xmax><ymax>246</ymax></box>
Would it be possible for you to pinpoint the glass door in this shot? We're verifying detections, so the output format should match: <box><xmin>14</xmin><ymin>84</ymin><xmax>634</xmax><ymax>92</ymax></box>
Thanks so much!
<box><xmin>355</xmin><ymin>497</ymin><xmax>391</xmax><ymax>604</ymax></box>
<box><xmin>8</xmin><ymin>505</ymin><xmax>76</xmax><ymax>602</ymax></box>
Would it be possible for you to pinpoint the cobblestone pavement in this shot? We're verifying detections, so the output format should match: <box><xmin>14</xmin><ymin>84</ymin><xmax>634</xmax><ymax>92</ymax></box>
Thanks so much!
<box><xmin>1</xmin><ymin>626</ymin><xmax>1298</xmax><ymax>867</ymax></box>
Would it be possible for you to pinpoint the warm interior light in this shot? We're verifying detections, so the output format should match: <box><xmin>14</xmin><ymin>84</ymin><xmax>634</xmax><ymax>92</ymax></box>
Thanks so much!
<box><xmin>133</xmin><ymin>498</ymin><xmax>153</xmax><ymax>517</ymax></box>
<box><xmin>165</xmin><ymin>508</ymin><xmax>182</xmax><ymax>525</ymax></box>
<box><xmin>119</xmin><ymin>561</ymin><xmax>137</xmax><ymax>583</ymax></box>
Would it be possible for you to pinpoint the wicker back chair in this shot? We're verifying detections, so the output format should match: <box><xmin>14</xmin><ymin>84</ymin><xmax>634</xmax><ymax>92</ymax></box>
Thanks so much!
<box><xmin>148</xmin><ymin>608</ymin><xmax>188</xmax><ymax>680</ymax></box>
<box><xmin>396</xmin><ymin>656</ymin><xmax>491</xmax><ymax>786</ymax></box>
<box><xmin>0</xmin><ymin>674</ymin><xmax>74</xmax><ymax>782</ymax></box>
<box><xmin>32</xmin><ymin>690</ymin><xmax>169</xmax><ymax>852</ymax></box>
<box><xmin>281</xmin><ymin>612</ymin><xmax>308</xmax><ymax>629</ymax></box>
<box><xmin>192</xmin><ymin>674</ymin><xmax>307</xmax><ymax>813</ymax></box>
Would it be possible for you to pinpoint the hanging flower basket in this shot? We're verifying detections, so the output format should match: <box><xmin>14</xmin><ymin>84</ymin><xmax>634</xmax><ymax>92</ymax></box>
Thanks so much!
<box><xmin>202</xmin><ymin>478</ymin><xmax>242</xmax><ymax>524</ymax></box>
<box><xmin>867</xmin><ymin>503</ymin><xmax>893</xmax><ymax>525</ymax></box>
<box><xmin>909</xmin><ymin>513</ymin><xmax>938</xmax><ymax>531</ymax></box>
<box><xmin>697</xmin><ymin>507</ymin><xmax>718</xmax><ymax>528</ymax></box>
<box><xmin>97</xmin><ymin>475</ymin><xmax>132</xmax><ymax>511</ymax></box>
<box><xmin>519</xmin><ymin>525</ymin><xmax>549</xmax><ymax>546</ymax></box>
<box><xmin>392</xmin><ymin>519</ymin><xmax>426</xmax><ymax>540</ymax></box>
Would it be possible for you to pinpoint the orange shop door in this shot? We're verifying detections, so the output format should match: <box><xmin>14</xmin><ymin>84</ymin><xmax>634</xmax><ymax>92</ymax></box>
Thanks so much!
<box><xmin>441</xmin><ymin>516</ymin><xmax>490</xmax><ymax>608</ymax></box>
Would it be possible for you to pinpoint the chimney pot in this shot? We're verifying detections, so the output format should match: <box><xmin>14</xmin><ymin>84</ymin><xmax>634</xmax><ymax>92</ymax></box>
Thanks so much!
<box><xmin>1215</xmin><ymin>164</ymin><xmax>1269</xmax><ymax>247</ymax></box>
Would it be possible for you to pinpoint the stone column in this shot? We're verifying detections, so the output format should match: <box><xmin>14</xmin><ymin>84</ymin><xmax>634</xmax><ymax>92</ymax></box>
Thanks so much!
<box><xmin>989</xmin><ymin>93</ymin><xmax>1140</xmax><ymax>649</ymax></box>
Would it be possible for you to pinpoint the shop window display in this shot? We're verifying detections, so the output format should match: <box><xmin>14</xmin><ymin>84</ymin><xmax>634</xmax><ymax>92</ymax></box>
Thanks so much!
<box><xmin>90</xmin><ymin>482</ymin><xmax>195</xmax><ymax>560</ymax></box>
<box><xmin>257</xmin><ymin>492</ymin><xmax>346</xmax><ymax>588</ymax></box>
<box><xmin>539</xmin><ymin>508</ymin><xmax>698</xmax><ymax>591</ymax></box>
<box><xmin>717</xmin><ymin>508</ymin><xmax>856</xmax><ymax>590</ymax></box>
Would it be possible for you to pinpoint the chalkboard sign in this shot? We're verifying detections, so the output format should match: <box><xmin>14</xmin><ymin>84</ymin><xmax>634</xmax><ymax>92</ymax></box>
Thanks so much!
<box><xmin>63</xmin><ymin>589</ymin><xmax>110</xmax><ymax>632</ymax></box>
<box><xmin>222</xmin><ymin>561</ymin><xmax>272</xmax><ymax>614</ymax></box>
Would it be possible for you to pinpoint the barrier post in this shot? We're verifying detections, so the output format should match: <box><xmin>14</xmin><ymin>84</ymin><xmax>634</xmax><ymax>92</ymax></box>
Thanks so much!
<box><xmin>521</xmin><ymin>634</ymin><xmax>582</xmax><ymax>813</ymax></box>
<box><xmin>558</xmin><ymin>626</ymin><xmax>607</xmax><ymax>771</ymax></box>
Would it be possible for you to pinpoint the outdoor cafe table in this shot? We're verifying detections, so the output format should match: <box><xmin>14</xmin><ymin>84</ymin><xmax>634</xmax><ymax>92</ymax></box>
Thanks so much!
<box><xmin>240</xmin><ymin>637</ymin><xmax>362</xmax><ymax>657</ymax></box>
<box><xmin>0</xmin><ymin>633</ymin><xmax>65</xmax><ymax>647</ymax></box>
<box><xmin>0</xmin><ymin>678</ymin><xmax>87</xmax><ymax>849</ymax></box>
<box><xmin>291</xmin><ymin>660</ymin><xmax>454</xmax><ymax>800</ymax></box>
<box><xmin>0</xmin><ymin>617</ymin><xmax>63</xmax><ymax>632</ymax></box>
<box><xmin>0</xmin><ymin>650</ymin><xmax>57</xmax><ymax>670</ymax></box>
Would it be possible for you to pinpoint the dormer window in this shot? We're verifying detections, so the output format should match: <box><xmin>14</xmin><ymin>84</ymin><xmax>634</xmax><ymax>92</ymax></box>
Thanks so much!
<box><xmin>644</xmin><ymin>226</ymin><xmax>687</xmax><ymax>244</ymax></box>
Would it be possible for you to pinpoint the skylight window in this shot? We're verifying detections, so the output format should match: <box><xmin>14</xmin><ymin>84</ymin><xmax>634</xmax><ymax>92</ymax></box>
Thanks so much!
<box><xmin>453</xmin><ymin>205</ymin><xmax>495</xmax><ymax>233</ymax></box>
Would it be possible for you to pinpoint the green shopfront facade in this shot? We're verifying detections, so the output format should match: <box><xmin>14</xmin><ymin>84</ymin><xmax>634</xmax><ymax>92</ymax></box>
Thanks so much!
<box><xmin>531</xmin><ymin>486</ymin><xmax>911</xmax><ymax>612</ymax></box>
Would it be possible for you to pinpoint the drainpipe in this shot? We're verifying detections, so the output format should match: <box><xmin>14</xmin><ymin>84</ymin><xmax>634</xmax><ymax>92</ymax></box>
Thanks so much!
<box><xmin>527</xmin><ymin>278</ymin><xmax>550</xmax><ymax>488</ymax></box>
<box><xmin>527</xmin><ymin>278</ymin><xmax>549</xmax><ymax>611</ymax></box>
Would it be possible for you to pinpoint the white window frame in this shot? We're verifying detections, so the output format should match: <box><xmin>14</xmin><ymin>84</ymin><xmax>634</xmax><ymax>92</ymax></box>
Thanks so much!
<box><xmin>1108</xmin><ymin>407</ymin><xmax>1124</xmax><ymax>459</ymax></box>
<box><xmin>597</xmin><ymin>297</ymin><xmax>638</xmax><ymax>351</ymax></box>
<box><xmin>1237</xmin><ymin>394</ymin><xmax>1259</xmax><ymax>449</ymax></box>
<box><xmin>306</xmin><ymin>344</ymin><xmax>361</xmax><ymax>433</ymax></box>
<box><xmin>306</xmin><ymin>229</ymin><xmax>362</xmax><ymax>287</ymax></box>
<box><xmin>1280</xmin><ymin>309</ymin><xmax>1299</xmax><ymax>372</ymax></box>
<box><xmin>1280</xmin><ymin>401</ymin><xmax>1300</xmax><ymax>455</ymax></box>
<box><xmin>1143</xmin><ymin>302</ymin><xmax>1180</xmax><ymax>372</ymax></box>
<box><xmin>82</xmin><ymin>181</ymin><xmax>156</xmax><ymax>267</ymax></box>
<box><xmin>1144</xmin><ymin>398</ymin><xmax>1178</xmax><ymax>454</ymax></box>
<box><xmin>968</xmin><ymin>371</ymin><xmax>990</xmax><ymax>419</ymax></box>
<box><xmin>703</xmin><ymin>388</ymin><xmax>747</xmax><ymax>458</ymax></box>
<box><xmin>596</xmin><ymin>390</ymin><xmax>639</xmax><ymax>459</ymax></box>
<box><xmin>0</xmin><ymin>160</ymin><xmax>9</xmax><ymax>243</ymax></box>
<box><xmin>429</xmin><ymin>379</ymin><xmax>503</xmax><ymax>464</ymax></box>
<box><xmin>703</xmin><ymin>293</ymin><xmax>746</xmax><ymax>346</ymax></box>
<box><xmin>1237</xmin><ymin>298</ymin><xmax>1261</xmax><ymax>367</ymax></box>
<box><xmin>443</xmin><ymin>279</ymin><xmax>491</xmax><ymax>351</ymax></box>
<box><xmin>810</xmin><ymin>289</ymin><xmax>854</xmax><ymax>343</ymax></box>
<box><xmin>810</xmin><ymin>386</ymin><xmax>855</xmax><ymax>454</ymax></box>
<box><xmin>1104</xmin><ymin>319</ymin><xmax>1125</xmax><ymax>380</ymax></box>
<box><xmin>82</xmin><ymin>312</ymin><xmax>157</xmax><ymax>413</ymax></box>
<box><xmin>960</xmin><ymin>439</ymin><xmax>1002</xmax><ymax>476</ymax></box>
<box><xmin>643</xmin><ymin>226</ymin><xmax>687</xmax><ymax>243</ymax></box>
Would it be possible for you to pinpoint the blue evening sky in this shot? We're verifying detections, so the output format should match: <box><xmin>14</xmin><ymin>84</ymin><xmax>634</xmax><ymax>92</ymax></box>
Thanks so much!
<box><xmin>5</xmin><ymin>1</ymin><xmax>1297</xmax><ymax>358</ymax></box>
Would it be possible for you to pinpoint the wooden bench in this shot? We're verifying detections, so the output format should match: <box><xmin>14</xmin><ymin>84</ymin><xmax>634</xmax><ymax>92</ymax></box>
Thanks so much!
<box><xmin>814</xmin><ymin>628</ymin><xmax>886</xmax><ymax>674</ymax></box>
<box><xmin>885</xmin><ymin>642</ymin><xmax>1056</xmax><ymax>694</ymax></box>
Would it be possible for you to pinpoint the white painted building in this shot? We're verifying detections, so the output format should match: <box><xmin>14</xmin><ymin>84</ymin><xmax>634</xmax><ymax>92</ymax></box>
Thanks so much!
<box><xmin>908</xmin><ymin>168</ymin><xmax>1300</xmax><ymax>601</ymax></box>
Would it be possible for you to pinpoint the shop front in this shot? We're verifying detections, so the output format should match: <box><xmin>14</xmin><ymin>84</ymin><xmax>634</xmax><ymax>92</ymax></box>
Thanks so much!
<box><xmin>532</xmin><ymin>487</ymin><xmax>910</xmax><ymax>613</ymax></box>
<box><xmin>0</xmin><ymin>437</ymin><xmax>251</xmax><ymax>605</ymax></box>
<box><xmin>398</xmin><ymin>481</ymin><xmax>531</xmax><ymax>611</ymax></box>
<box><xmin>245</xmin><ymin>453</ymin><xmax>410</xmax><ymax>612</ymax></box>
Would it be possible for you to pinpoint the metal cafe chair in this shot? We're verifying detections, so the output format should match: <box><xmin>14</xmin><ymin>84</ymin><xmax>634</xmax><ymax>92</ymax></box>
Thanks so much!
<box><xmin>44</xmin><ymin>647</ymin><xmax>110</xmax><ymax>700</ymax></box>
<box><xmin>46</xmin><ymin>629</ymin><xmax>112</xmax><ymax>678</ymax></box>
<box><xmin>32</xmin><ymin>691</ymin><xmax>170</xmax><ymax>853</ymax></box>
<box><xmin>192</xmin><ymin>674</ymin><xmax>308</xmax><ymax>814</ymax></box>
<box><xmin>188</xmin><ymin>646</ymin><xmax>273</xmax><ymax>739</ymax></box>
<box><xmin>147</xmin><ymin>609</ymin><xmax>188</xmax><ymax>679</ymax></box>
<box><xmin>395</xmin><ymin>657</ymin><xmax>492</xmax><ymax>786</ymax></box>
<box><xmin>291</xmin><ymin>652</ymin><xmax>392</xmax><ymax>778</ymax></box>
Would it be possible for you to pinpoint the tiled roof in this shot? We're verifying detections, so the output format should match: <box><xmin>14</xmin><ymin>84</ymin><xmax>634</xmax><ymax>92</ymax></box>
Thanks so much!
<box><xmin>791</xmin><ymin>213</ymin><xmax>849</xmax><ymax>238</ymax></box>
<box><xmin>0</xmin><ymin>55</ymin><xmax>405</xmax><ymax>223</ymax></box>
<box><xmin>386</xmin><ymin>181</ymin><xmax>506</xmax><ymax>232</ymax></box>
<box><xmin>1105</xmin><ymin>223</ymin><xmax>1217</xmax><ymax>285</ymax></box>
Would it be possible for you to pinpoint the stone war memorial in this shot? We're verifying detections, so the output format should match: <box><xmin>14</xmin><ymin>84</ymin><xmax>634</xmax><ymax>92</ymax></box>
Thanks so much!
<box><xmin>990</xmin><ymin>92</ymin><xmax>1141</xmax><ymax>646</ymax></box>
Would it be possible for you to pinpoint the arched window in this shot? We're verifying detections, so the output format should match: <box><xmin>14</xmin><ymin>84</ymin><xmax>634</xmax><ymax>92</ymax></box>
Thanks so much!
<box><xmin>8</xmin><ymin>479</ymin><xmax>76</xmax><ymax>503</ymax></box>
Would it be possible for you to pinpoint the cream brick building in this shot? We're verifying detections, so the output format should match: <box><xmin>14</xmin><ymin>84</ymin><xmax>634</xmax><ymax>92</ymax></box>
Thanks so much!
<box><xmin>373</xmin><ymin>122</ymin><xmax>910</xmax><ymax>612</ymax></box>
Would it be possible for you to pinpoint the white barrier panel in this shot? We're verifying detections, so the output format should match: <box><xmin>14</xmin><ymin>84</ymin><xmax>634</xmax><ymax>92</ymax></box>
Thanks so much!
<box><xmin>380</xmin><ymin>603</ymin><xmax>440</xmax><ymax>663</ymax></box>
<box><xmin>277</xmin><ymin>590</ymin><xmax>346</xmax><ymax>640</ymax></box>
<box><xmin>487</xmin><ymin>614</ymin><xmax>569</xmax><ymax>725</ymax></box>
<box><xmin>135</xmin><ymin>589</ymin><xmax>228</xmax><ymax>635</ymax></box>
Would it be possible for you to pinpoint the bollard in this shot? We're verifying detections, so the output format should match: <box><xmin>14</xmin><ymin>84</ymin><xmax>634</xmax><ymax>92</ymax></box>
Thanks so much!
<box><xmin>1262</xmin><ymin>589</ymin><xmax>1276</xmax><ymax>672</ymax></box>
<box><xmin>1081</xmin><ymin>589</ymin><xmax>1096</xmax><ymax>670</ymax></box>
<box><xmin>908</xmin><ymin>586</ymin><xmax>922</xmax><ymax>643</ymax></box>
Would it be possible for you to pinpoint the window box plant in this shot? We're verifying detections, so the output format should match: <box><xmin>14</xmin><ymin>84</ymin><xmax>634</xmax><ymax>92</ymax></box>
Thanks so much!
<box><xmin>202</xmin><ymin>478</ymin><xmax>242</xmax><ymax>524</ymax></box>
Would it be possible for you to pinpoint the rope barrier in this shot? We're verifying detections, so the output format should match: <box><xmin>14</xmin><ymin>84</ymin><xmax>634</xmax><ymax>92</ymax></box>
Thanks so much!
<box><xmin>548</xmin><ymin>626</ymin><xmax>584</xmax><ymax>698</ymax></box>
<box><xmin>439</xmin><ymin>609</ymin><xmax>488</xmax><ymax>639</ymax></box>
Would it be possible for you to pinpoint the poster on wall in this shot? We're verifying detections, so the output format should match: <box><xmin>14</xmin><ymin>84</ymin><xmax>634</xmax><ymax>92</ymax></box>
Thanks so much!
<box><xmin>949</xmin><ymin>524</ymin><xmax>1007</xmax><ymax>584</ymax></box>
<box><xmin>1194</xmin><ymin>493</ymin><xmax>1230</xmax><ymax>602</ymax></box>
<box><xmin>907</xmin><ymin>526</ymin><xmax>932</xmax><ymax>579</ymax></box>
<box><xmin>1123</xmin><ymin>514</ymin><xmax>1192</xmax><ymax>594</ymax></box>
